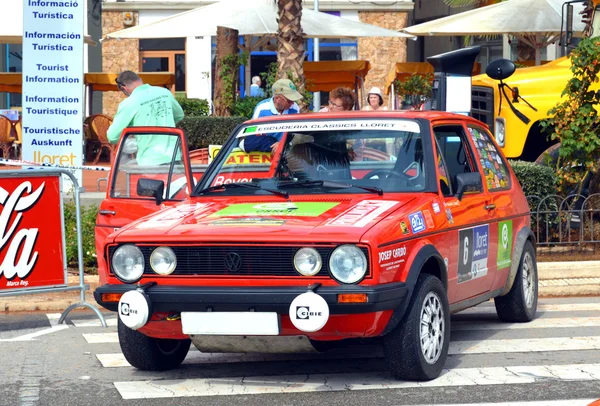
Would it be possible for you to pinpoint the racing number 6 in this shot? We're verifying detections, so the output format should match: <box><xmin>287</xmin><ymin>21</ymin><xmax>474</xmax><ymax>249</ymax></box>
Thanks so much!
<box><xmin>463</xmin><ymin>238</ymin><xmax>469</xmax><ymax>265</ymax></box>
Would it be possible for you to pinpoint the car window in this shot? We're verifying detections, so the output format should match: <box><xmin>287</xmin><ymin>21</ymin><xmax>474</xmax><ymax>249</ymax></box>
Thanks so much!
<box><xmin>467</xmin><ymin>126</ymin><xmax>511</xmax><ymax>191</ymax></box>
<box><xmin>433</xmin><ymin>125</ymin><xmax>477</xmax><ymax>195</ymax></box>
<box><xmin>111</xmin><ymin>132</ymin><xmax>188</xmax><ymax>201</ymax></box>
<box><xmin>194</xmin><ymin>119</ymin><xmax>431</xmax><ymax>195</ymax></box>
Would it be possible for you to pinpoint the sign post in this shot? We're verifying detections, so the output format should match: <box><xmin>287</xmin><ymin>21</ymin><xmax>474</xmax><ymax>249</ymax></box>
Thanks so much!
<box><xmin>0</xmin><ymin>170</ymin><xmax>106</xmax><ymax>327</ymax></box>
<box><xmin>22</xmin><ymin>0</ymin><xmax>85</xmax><ymax>187</ymax></box>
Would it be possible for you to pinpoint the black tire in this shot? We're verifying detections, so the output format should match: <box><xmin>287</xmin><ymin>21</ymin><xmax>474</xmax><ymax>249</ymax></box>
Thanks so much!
<box><xmin>383</xmin><ymin>274</ymin><xmax>450</xmax><ymax>381</ymax></box>
<box><xmin>118</xmin><ymin>318</ymin><xmax>191</xmax><ymax>371</ymax></box>
<box><xmin>494</xmin><ymin>240</ymin><xmax>538</xmax><ymax>322</ymax></box>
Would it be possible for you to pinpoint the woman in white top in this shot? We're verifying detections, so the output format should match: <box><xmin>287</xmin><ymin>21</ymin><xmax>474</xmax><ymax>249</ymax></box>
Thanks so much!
<box><xmin>362</xmin><ymin>87</ymin><xmax>388</xmax><ymax>111</ymax></box>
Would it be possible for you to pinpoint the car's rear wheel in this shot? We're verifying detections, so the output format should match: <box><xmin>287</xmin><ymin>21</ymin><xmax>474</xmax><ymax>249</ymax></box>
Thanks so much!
<box><xmin>494</xmin><ymin>240</ymin><xmax>538</xmax><ymax>322</ymax></box>
<box><xmin>383</xmin><ymin>274</ymin><xmax>450</xmax><ymax>381</ymax></box>
<box><xmin>118</xmin><ymin>318</ymin><xmax>191</xmax><ymax>371</ymax></box>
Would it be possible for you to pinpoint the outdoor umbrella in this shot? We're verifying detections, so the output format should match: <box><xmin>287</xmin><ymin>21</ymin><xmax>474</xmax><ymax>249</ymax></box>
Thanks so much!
<box><xmin>0</xmin><ymin>0</ymin><xmax>96</xmax><ymax>45</ymax></box>
<box><xmin>103</xmin><ymin>0</ymin><xmax>415</xmax><ymax>40</ymax></box>
<box><xmin>102</xmin><ymin>0</ymin><xmax>414</xmax><ymax>92</ymax></box>
<box><xmin>403</xmin><ymin>0</ymin><xmax>585</xmax><ymax>65</ymax></box>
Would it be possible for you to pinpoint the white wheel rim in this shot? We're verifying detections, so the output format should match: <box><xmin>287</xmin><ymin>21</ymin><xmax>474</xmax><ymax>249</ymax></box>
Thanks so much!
<box><xmin>522</xmin><ymin>251</ymin><xmax>535</xmax><ymax>308</ymax></box>
<box><xmin>420</xmin><ymin>291</ymin><xmax>444</xmax><ymax>365</ymax></box>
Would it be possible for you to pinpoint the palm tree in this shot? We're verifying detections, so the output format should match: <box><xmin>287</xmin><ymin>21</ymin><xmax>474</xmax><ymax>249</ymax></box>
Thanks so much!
<box><xmin>276</xmin><ymin>0</ymin><xmax>307</xmax><ymax>110</ymax></box>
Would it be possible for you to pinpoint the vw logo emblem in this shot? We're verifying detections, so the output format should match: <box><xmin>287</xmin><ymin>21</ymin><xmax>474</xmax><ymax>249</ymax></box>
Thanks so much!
<box><xmin>224</xmin><ymin>252</ymin><xmax>242</xmax><ymax>272</ymax></box>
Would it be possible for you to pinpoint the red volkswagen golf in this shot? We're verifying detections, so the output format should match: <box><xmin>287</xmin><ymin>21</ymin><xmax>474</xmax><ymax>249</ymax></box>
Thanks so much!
<box><xmin>94</xmin><ymin>111</ymin><xmax>538</xmax><ymax>381</ymax></box>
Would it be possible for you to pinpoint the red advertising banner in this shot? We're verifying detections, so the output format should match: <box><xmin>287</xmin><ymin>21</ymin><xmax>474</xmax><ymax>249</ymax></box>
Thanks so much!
<box><xmin>0</xmin><ymin>174</ymin><xmax>66</xmax><ymax>292</ymax></box>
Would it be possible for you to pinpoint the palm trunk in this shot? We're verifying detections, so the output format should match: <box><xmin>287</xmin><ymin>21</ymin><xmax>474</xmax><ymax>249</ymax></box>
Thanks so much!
<box><xmin>214</xmin><ymin>26</ymin><xmax>239</xmax><ymax>117</ymax></box>
<box><xmin>276</xmin><ymin>0</ymin><xmax>307</xmax><ymax>111</ymax></box>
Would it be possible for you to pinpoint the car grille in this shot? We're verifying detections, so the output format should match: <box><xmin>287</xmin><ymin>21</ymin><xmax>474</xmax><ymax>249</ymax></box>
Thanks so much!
<box><xmin>109</xmin><ymin>245</ymin><xmax>370</xmax><ymax>278</ymax></box>
<box><xmin>471</xmin><ymin>86</ymin><xmax>495</xmax><ymax>134</ymax></box>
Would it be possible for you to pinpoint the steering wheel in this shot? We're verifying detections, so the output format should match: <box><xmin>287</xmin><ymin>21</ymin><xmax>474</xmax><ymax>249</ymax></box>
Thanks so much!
<box><xmin>364</xmin><ymin>169</ymin><xmax>412</xmax><ymax>188</ymax></box>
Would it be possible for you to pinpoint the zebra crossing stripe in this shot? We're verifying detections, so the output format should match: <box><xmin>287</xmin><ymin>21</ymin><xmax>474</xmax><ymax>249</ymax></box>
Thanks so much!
<box><xmin>409</xmin><ymin>401</ymin><xmax>598</xmax><ymax>406</ymax></box>
<box><xmin>452</xmin><ymin>317</ymin><xmax>600</xmax><ymax>330</ymax></box>
<box><xmin>459</xmin><ymin>302</ymin><xmax>600</xmax><ymax>313</ymax></box>
<box><xmin>72</xmin><ymin>318</ymin><xmax>117</xmax><ymax>328</ymax></box>
<box><xmin>112</xmin><ymin>363</ymin><xmax>600</xmax><ymax>399</ymax></box>
<box><xmin>83</xmin><ymin>333</ymin><xmax>118</xmax><ymax>344</ymax></box>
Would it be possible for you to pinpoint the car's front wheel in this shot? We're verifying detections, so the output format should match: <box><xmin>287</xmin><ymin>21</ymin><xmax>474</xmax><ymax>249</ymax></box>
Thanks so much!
<box><xmin>383</xmin><ymin>274</ymin><xmax>450</xmax><ymax>381</ymax></box>
<box><xmin>494</xmin><ymin>240</ymin><xmax>538</xmax><ymax>322</ymax></box>
<box><xmin>118</xmin><ymin>318</ymin><xmax>191</xmax><ymax>371</ymax></box>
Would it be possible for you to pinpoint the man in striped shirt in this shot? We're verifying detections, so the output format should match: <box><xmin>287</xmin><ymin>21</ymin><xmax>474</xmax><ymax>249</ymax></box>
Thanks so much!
<box><xmin>244</xmin><ymin>79</ymin><xmax>303</xmax><ymax>153</ymax></box>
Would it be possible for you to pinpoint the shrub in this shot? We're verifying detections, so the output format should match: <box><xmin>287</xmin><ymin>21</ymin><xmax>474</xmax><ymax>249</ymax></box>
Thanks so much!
<box><xmin>177</xmin><ymin>116</ymin><xmax>247</xmax><ymax>149</ymax></box>
<box><xmin>510</xmin><ymin>160</ymin><xmax>557</xmax><ymax>199</ymax></box>
<box><xmin>63</xmin><ymin>200</ymin><xmax>99</xmax><ymax>271</ymax></box>
<box><xmin>232</xmin><ymin>96</ymin><xmax>263</xmax><ymax>119</ymax></box>
<box><xmin>176</xmin><ymin>97</ymin><xmax>210</xmax><ymax>117</ymax></box>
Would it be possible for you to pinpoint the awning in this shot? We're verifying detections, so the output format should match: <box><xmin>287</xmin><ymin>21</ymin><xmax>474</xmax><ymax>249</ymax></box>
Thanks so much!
<box><xmin>384</xmin><ymin>62</ymin><xmax>481</xmax><ymax>94</ymax></box>
<box><xmin>304</xmin><ymin>60</ymin><xmax>371</xmax><ymax>92</ymax></box>
<box><xmin>0</xmin><ymin>72</ymin><xmax>176</xmax><ymax>93</ymax></box>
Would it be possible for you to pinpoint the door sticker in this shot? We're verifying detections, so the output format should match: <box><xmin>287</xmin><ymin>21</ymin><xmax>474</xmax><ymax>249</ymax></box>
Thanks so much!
<box><xmin>497</xmin><ymin>220</ymin><xmax>513</xmax><ymax>270</ymax></box>
<box><xmin>458</xmin><ymin>225</ymin><xmax>489</xmax><ymax>283</ymax></box>
<box><xmin>408</xmin><ymin>211</ymin><xmax>426</xmax><ymax>234</ymax></box>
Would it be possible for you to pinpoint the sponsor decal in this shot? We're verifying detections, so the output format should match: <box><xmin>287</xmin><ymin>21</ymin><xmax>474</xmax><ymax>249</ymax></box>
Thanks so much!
<box><xmin>423</xmin><ymin>209</ymin><xmax>435</xmax><ymax>229</ymax></box>
<box><xmin>118</xmin><ymin>290</ymin><xmax>150</xmax><ymax>330</ymax></box>
<box><xmin>432</xmin><ymin>201</ymin><xmax>441</xmax><ymax>214</ymax></box>
<box><xmin>325</xmin><ymin>200</ymin><xmax>399</xmax><ymax>227</ymax></box>
<box><xmin>238</xmin><ymin>120</ymin><xmax>421</xmax><ymax>137</ymax></box>
<box><xmin>288</xmin><ymin>291</ymin><xmax>330</xmax><ymax>333</ymax></box>
<box><xmin>458</xmin><ymin>225</ymin><xmax>489</xmax><ymax>283</ymax></box>
<box><xmin>209</xmin><ymin>218</ymin><xmax>286</xmax><ymax>226</ymax></box>
<box><xmin>497</xmin><ymin>220</ymin><xmax>513</xmax><ymax>270</ymax></box>
<box><xmin>210</xmin><ymin>202</ymin><xmax>338</xmax><ymax>217</ymax></box>
<box><xmin>446</xmin><ymin>208</ymin><xmax>454</xmax><ymax>224</ymax></box>
<box><xmin>400</xmin><ymin>221</ymin><xmax>410</xmax><ymax>235</ymax></box>
<box><xmin>0</xmin><ymin>177</ymin><xmax>65</xmax><ymax>291</ymax></box>
<box><xmin>378</xmin><ymin>246</ymin><xmax>407</xmax><ymax>272</ymax></box>
<box><xmin>408</xmin><ymin>211</ymin><xmax>426</xmax><ymax>234</ymax></box>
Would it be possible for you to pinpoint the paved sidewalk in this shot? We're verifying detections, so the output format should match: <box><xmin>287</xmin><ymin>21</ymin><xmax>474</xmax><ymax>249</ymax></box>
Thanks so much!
<box><xmin>1</xmin><ymin>261</ymin><xmax>599</xmax><ymax>314</ymax></box>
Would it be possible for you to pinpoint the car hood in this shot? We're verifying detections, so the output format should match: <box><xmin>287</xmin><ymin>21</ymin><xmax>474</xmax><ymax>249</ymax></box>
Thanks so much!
<box><xmin>111</xmin><ymin>196</ymin><xmax>415</xmax><ymax>244</ymax></box>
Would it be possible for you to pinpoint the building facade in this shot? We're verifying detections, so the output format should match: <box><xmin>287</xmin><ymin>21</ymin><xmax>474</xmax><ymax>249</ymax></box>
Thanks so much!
<box><xmin>101</xmin><ymin>0</ymin><xmax>414</xmax><ymax>114</ymax></box>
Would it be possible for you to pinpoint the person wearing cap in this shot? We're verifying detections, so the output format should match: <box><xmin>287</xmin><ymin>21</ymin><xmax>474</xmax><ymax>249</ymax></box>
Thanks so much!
<box><xmin>362</xmin><ymin>86</ymin><xmax>388</xmax><ymax>111</ymax></box>
<box><xmin>243</xmin><ymin>79</ymin><xmax>303</xmax><ymax>153</ymax></box>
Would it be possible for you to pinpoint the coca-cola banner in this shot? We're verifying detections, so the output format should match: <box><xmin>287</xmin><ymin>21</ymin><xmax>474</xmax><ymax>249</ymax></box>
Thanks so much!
<box><xmin>0</xmin><ymin>174</ymin><xmax>66</xmax><ymax>292</ymax></box>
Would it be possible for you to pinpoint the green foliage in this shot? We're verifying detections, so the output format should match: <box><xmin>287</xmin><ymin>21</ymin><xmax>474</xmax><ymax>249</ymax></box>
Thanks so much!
<box><xmin>63</xmin><ymin>200</ymin><xmax>99</xmax><ymax>270</ymax></box>
<box><xmin>510</xmin><ymin>159</ymin><xmax>558</xmax><ymax>200</ymax></box>
<box><xmin>260</xmin><ymin>62</ymin><xmax>314</xmax><ymax>106</ymax></box>
<box><xmin>176</xmin><ymin>97</ymin><xmax>210</xmax><ymax>117</ymax></box>
<box><xmin>177</xmin><ymin>116</ymin><xmax>247</xmax><ymax>148</ymax></box>
<box><xmin>222</xmin><ymin>51</ymin><xmax>249</xmax><ymax>111</ymax></box>
<box><xmin>232</xmin><ymin>96</ymin><xmax>263</xmax><ymax>119</ymax></box>
<box><xmin>540</xmin><ymin>37</ymin><xmax>600</xmax><ymax>191</ymax></box>
<box><xmin>394</xmin><ymin>74</ymin><xmax>433</xmax><ymax>109</ymax></box>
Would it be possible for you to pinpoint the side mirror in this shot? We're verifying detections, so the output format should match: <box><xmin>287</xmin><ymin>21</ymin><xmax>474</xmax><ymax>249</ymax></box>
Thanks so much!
<box><xmin>137</xmin><ymin>178</ymin><xmax>164</xmax><ymax>205</ymax></box>
<box><xmin>485</xmin><ymin>59</ymin><xmax>516</xmax><ymax>81</ymax></box>
<box><xmin>455</xmin><ymin>172</ymin><xmax>483</xmax><ymax>201</ymax></box>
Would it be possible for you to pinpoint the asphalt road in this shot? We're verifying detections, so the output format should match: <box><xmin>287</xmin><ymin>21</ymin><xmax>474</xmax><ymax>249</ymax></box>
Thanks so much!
<box><xmin>1</xmin><ymin>297</ymin><xmax>600</xmax><ymax>406</ymax></box>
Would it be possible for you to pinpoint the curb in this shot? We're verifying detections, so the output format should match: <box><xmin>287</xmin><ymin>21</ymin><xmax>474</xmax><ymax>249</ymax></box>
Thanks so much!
<box><xmin>538</xmin><ymin>261</ymin><xmax>600</xmax><ymax>280</ymax></box>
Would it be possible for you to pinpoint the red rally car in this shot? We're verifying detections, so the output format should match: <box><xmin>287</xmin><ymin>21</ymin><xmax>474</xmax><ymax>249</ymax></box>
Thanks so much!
<box><xmin>94</xmin><ymin>111</ymin><xmax>538</xmax><ymax>381</ymax></box>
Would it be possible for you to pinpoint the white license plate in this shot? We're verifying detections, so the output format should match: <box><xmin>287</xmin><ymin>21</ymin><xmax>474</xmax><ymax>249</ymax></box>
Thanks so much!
<box><xmin>181</xmin><ymin>312</ymin><xmax>280</xmax><ymax>335</ymax></box>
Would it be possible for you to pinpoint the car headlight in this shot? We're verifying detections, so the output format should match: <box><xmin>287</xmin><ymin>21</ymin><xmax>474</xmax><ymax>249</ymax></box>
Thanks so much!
<box><xmin>150</xmin><ymin>247</ymin><xmax>177</xmax><ymax>275</ymax></box>
<box><xmin>112</xmin><ymin>244</ymin><xmax>145</xmax><ymax>282</ymax></box>
<box><xmin>294</xmin><ymin>248</ymin><xmax>322</xmax><ymax>276</ymax></box>
<box><xmin>495</xmin><ymin>118</ymin><xmax>506</xmax><ymax>147</ymax></box>
<box><xmin>329</xmin><ymin>245</ymin><xmax>367</xmax><ymax>284</ymax></box>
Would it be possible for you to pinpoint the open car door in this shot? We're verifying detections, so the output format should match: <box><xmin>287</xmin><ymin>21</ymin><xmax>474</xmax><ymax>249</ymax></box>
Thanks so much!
<box><xmin>95</xmin><ymin>127</ymin><xmax>199</xmax><ymax>272</ymax></box>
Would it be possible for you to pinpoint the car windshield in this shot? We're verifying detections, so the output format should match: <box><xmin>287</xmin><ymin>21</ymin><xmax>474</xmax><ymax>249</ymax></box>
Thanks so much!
<box><xmin>193</xmin><ymin>118</ymin><xmax>428</xmax><ymax>196</ymax></box>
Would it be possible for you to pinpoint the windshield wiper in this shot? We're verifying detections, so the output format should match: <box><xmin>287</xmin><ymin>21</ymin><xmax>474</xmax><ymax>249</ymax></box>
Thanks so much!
<box><xmin>196</xmin><ymin>182</ymin><xmax>289</xmax><ymax>198</ymax></box>
<box><xmin>278</xmin><ymin>180</ymin><xmax>383</xmax><ymax>196</ymax></box>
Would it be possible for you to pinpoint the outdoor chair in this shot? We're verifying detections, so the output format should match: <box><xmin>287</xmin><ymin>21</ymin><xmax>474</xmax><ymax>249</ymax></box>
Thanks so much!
<box><xmin>0</xmin><ymin>115</ymin><xmax>15</xmax><ymax>159</ymax></box>
<box><xmin>12</xmin><ymin>117</ymin><xmax>21</xmax><ymax>160</ymax></box>
<box><xmin>88</xmin><ymin>114</ymin><xmax>114</xmax><ymax>165</ymax></box>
